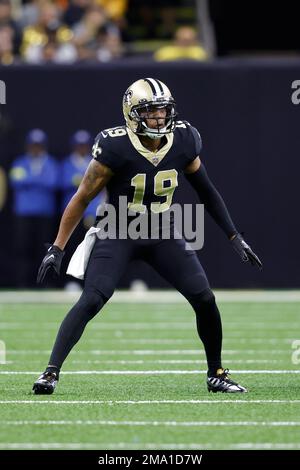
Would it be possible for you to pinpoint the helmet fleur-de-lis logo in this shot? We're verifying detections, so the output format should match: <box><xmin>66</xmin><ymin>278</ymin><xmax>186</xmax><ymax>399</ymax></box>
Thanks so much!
<box><xmin>124</xmin><ymin>89</ymin><xmax>133</xmax><ymax>106</ymax></box>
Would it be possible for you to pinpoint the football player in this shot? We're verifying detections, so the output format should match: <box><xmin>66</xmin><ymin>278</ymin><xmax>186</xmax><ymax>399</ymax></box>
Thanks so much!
<box><xmin>33</xmin><ymin>78</ymin><xmax>262</xmax><ymax>395</ymax></box>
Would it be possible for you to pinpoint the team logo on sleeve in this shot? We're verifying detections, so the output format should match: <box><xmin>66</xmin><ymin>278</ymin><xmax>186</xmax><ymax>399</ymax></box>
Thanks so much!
<box><xmin>92</xmin><ymin>141</ymin><xmax>102</xmax><ymax>158</ymax></box>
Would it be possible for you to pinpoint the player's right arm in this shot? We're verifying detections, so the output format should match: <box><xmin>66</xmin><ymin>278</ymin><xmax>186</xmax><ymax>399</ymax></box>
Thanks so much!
<box><xmin>54</xmin><ymin>160</ymin><xmax>112</xmax><ymax>250</ymax></box>
<box><xmin>37</xmin><ymin>160</ymin><xmax>112</xmax><ymax>284</ymax></box>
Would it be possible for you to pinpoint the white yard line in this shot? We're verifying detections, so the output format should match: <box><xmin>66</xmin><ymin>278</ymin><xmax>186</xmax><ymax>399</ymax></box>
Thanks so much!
<box><xmin>1</xmin><ymin>322</ymin><xmax>299</xmax><ymax>329</ymax></box>
<box><xmin>231</xmin><ymin>443</ymin><xmax>300</xmax><ymax>450</ymax></box>
<box><xmin>1</xmin><ymin>399</ymin><xmax>299</xmax><ymax>405</ymax></box>
<box><xmin>18</xmin><ymin>359</ymin><xmax>282</xmax><ymax>364</ymax></box>
<box><xmin>1</xmin><ymin>290</ymin><xmax>300</xmax><ymax>304</ymax></box>
<box><xmin>0</xmin><ymin>369</ymin><xmax>299</xmax><ymax>375</ymax></box>
<box><xmin>0</xmin><ymin>442</ymin><xmax>298</xmax><ymax>450</ymax></box>
<box><xmin>2</xmin><ymin>337</ymin><xmax>299</xmax><ymax>346</ymax></box>
<box><xmin>5</xmin><ymin>319</ymin><xmax>300</xmax><ymax>332</ymax></box>
<box><xmin>1</xmin><ymin>321</ymin><xmax>299</xmax><ymax>330</ymax></box>
<box><xmin>4</xmin><ymin>349</ymin><xmax>290</xmax><ymax>355</ymax></box>
<box><xmin>2</xmin><ymin>323</ymin><xmax>193</xmax><ymax>330</ymax></box>
<box><xmin>1</xmin><ymin>420</ymin><xmax>299</xmax><ymax>427</ymax></box>
<box><xmin>0</xmin><ymin>443</ymin><xmax>210</xmax><ymax>450</ymax></box>
<box><xmin>3</xmin><ymin>339</ymin><xmax>296</xmax><ymax>346</ymax></box>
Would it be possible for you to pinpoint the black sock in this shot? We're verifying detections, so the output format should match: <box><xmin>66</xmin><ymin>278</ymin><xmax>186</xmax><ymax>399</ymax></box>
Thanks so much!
<box><xmin>45</xmin><ymin>366</ymin><xmax>59</xmax><ymax>380</ymax></box>
<box><xmin>45</xmin><ymin>366</ymin><xmax>60</xmax><ymax>378</ymax></box>
<box><xmin>207</xmin><ymin>364</ymin><xmax>223</xmax><ymax>377</ymax></box>
<box><xmin>187</xmin><ymin>288</ymin><xmax>223</xmax><ymax>375</ymax></box>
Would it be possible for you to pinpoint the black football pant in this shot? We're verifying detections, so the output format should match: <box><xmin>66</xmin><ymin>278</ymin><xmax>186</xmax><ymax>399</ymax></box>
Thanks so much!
<box><xmin>48</xmin><ymin>237</ymin><xmax>223</xmax><ymax>372</ymax></box>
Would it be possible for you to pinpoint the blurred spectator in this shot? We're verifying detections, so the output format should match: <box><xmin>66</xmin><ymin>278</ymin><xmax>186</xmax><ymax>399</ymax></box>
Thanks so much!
<box><xmin>63</xmin><ymin>0</ymin><xmax>92</xmax><ymax>28</ymax></box>
<box><xmin>54</xmin><ymin>0</ymin><xmax>69</xmax><ymax>10</ymax></box>
<box><xmin>64</xmin><ymin>0</ymin><xmax>128</xmax><ymax>31</ymax></box>
<box><xmin>18</xmin><ymin>0</ymin><xmax>40</xmax><ymax>29</ymax></box>
<box><xmin>60</xmin><ymin>130</ymin><xmax>106</xmax><ymax>287</ymax></box>
<box><xmin>96</xmin><ymin>0</ymin><xmax>128</xmax><ymax>21</ymax></box>
<box><xmin>154</xmin><ymin>26</ymin><xmax>208</xmax><ymax>61</ymax></box>
<box><xmin>21</xmin><ymin>1</ymin><xmax>73</xmax><ymax>61</ymax></box>
<box><xmin>19</xmin><ymin>0</ymin><xmax>68</xmax><ymax>28</ymax></box>
<box><xmin>77</xmin><ymin>23</ymin><xmax>124</xmax><ymax>62</ymax></box>
<box><xmin>96</xmin><ymin>0</ymin><xmax>128</xmax><ymax>41</ymax></box>
<box><xmin>61</xmin><ymin>129</ymin><xmax>105</xmax><ymax>224</ymax></box>
<box><xmin>26</xmin><ymin>22</ymin><xmax>77</xmax><ymax>63</ymax></box>
<box><xmin>0</xmin><ymin>0</ymin><xmax>21</xmax><ymax>55</ymax></box>
<box><xmin>9</xmin><ymin>129</ymin><xmax>59</xmax><ymax>287</ymax></box>
<box><xmin>72</xmin><ymin>4</ymin><xmax>118</xmax><ymax>46</ymax></box>
<box><xmin>95</xmin><ymin>24</ymin><xmax>123</xmax><ymax>61</ymax></box>
<box><xmin>72</xmin><ymin>3</ymin><xmax>122</xmax><ymax>60</ymax></box>
<box><xmin>0</xmin><ymin>24</ymin><xmax>15</xmax><ymax>64</ymax></box>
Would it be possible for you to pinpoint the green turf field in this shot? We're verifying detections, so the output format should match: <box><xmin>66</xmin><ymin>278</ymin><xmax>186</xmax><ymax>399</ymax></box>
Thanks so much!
<box><xmin>0</xmin><ymin>292</ymin><xmax>300</xmax><ymax>450</ymax></box>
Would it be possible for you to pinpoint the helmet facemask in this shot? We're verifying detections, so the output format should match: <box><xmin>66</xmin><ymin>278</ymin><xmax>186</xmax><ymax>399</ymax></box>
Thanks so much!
<box><xmin>130</xmin><ymin>100</ymin><xmax>177</xmax><ymax>139</ymax></box>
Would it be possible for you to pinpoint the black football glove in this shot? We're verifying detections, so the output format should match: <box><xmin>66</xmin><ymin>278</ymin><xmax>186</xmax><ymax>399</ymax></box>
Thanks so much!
<box><xmin>37</xmin><ymin>245</ymin><xmax>65</xmax><ymax>284</ymax></box>
<box><xmin>231</xmin><ymin>233</ymin><xmax>262</xmax><ymax>270</ymax></box>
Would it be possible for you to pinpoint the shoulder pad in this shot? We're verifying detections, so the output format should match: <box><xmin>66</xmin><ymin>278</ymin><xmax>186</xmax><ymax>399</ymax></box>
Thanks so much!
<box><xmin>175</xmin><ymin>120</ymin><xmax>202</xmax><ymax>162</ymax></box>
<box><xmin>94</xmin><ymin>126</ymin><xmax>127</xmax><ymax>143</ymax></box>
<box><xmin>92</xmin><ymin>126</ymin><xmax>127</xmax><ymax>172</ymax></box>
<box><xmin>175</xmin><ymin>120</ymin><xmax>191</xmax><ymax>131</ymax></box>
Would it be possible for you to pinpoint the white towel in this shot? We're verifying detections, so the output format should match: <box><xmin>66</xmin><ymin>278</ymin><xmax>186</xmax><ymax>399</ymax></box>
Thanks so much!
<box><xmin>66</xmin><ymin>226</ymin><xmax>100</xmax><ymax>280</ymax></box>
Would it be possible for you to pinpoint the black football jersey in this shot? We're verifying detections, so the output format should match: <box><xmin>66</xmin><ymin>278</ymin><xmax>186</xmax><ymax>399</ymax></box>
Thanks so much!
<box><xmin>92</xmin><ymin>120</ymin><xmax>202</xmax><ymax>214</ymax></box>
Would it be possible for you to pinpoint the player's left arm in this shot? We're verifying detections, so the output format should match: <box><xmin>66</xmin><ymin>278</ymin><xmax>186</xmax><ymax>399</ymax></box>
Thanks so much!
<box><xmin>184</xmin><ymin>157</ymin><xmax>262</xmax><ymax>269</ymax></box>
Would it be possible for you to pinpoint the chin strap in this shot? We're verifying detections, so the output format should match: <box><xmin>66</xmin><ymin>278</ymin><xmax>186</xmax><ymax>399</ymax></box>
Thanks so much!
<box><xmin>144</xmin><ymin>132</ymin><xmax>166</xmax><ymax>140</ymax></box>
<box><xmin>142</xmin><ymin>122</ymin><xmax>169</xmax><ymax>139</ymax></box>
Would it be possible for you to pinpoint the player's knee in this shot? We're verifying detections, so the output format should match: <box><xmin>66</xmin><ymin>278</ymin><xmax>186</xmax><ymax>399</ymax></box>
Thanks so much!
<box><xmin>179</xmin><ymin>272</ymin><xmax>210</xmax><ymax>301</ymax></box>
<box><xmin>77</xmin><ymin>289</ymin><xmax>108</xmax><ymax>319</ymax></box>
<box><xmin>187</xmin><ymin>288</ymin><xmax>216</xmax><ymax>311</ymax></box>
<box><xmin>88</xmin><ymin>275</ymin><xmax>116</xmax><ymax>301</ymax></box>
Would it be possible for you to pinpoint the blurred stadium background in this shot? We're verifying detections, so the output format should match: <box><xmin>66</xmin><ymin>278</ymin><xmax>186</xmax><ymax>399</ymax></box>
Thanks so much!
<box><xmin>0</xmin><ymin>0</ymin><xmax>300</xmax><ymax>452</ymax></box>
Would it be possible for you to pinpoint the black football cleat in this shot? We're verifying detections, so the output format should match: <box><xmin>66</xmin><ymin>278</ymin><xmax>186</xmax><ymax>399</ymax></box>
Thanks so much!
<box><xmin>32</xmin><ymin>371</ymin><xmax>58</xmax><ymax>395</ymax></box>
<box><xmin>207</xmin><ymin>368</ymin><xmax>247</xmax><ymax>393</ymax></box>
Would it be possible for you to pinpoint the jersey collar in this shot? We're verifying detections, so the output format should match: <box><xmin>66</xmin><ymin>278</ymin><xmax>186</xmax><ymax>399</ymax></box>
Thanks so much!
<box><xmin>127</xmin><ymin>128</ymin><xmax>174</xmax><ymax>167</ymax></box>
